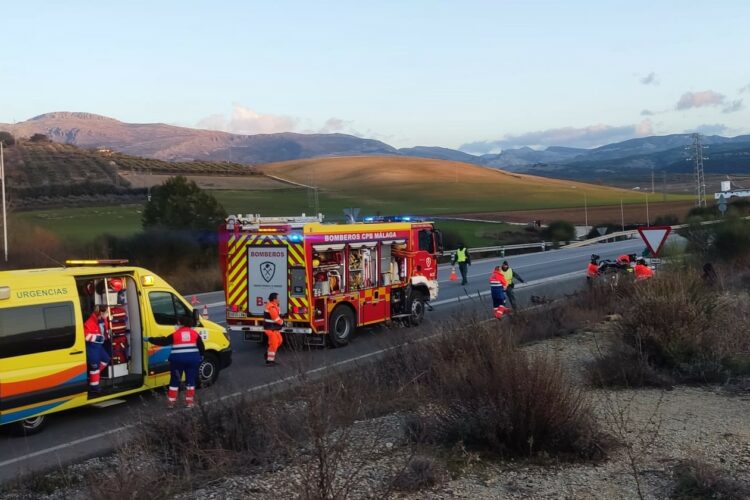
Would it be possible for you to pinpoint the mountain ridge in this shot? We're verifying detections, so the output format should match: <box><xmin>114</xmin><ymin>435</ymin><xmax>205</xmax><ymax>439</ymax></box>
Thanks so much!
<box><xmin>3</xmin><ymin>112</ymin><xmax>750</xmax><ymax>178</ymax></box>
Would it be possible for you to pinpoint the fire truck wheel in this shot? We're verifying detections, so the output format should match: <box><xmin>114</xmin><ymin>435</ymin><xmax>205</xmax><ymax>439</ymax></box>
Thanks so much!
<box><xmin>407</xmin><ymin>290</ymin><xmax>426</xmax><ymax>327</ymax></box>
<box><xmin>329</xmin><ymin>306</ymin><xmax>355</xmax><ymax>347</ymax></box>
<box><xmin>198</xmin><ymin>353</ymin><xmax>220</xmax><ymax>388</ymax></box>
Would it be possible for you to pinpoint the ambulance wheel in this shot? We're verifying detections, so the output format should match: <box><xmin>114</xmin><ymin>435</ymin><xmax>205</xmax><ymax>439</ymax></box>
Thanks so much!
<box><xmin>12</xmin><ymin>415</ymin><xmax>47</xmax><ymax>436</ymax></box>
<box><xmin>198</xmin><ymin>353</ymin><xmax>220</xmax><ymax>388</ymax></box>
<box><xmin>407</xmin><ymin>290</ymin><xmax>426</xmax><ymax>327</ymax></box>
<box><xmin>329</xmin><ymin>306</ymin><xmax>355</xmax><ymax>347</ymax></box>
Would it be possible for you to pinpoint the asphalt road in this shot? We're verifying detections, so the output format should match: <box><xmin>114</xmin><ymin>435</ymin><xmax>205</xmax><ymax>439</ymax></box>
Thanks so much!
<box><xmin>0</xmin><ymin>237</ymin><xmax>652</xmax><ymax>483</ymax></box>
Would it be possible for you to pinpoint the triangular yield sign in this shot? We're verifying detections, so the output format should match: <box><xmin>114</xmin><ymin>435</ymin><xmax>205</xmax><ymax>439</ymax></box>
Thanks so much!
<box><xmin>637</xmin><ymin>226</ymin><xmax>672</xmax><ymax>257</ymax></box>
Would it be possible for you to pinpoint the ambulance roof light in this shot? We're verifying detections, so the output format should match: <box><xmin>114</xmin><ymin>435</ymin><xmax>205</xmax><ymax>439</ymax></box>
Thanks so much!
<box><xmin>65</xmin><ymin>259</ymin><xmax>129</xmax><ymax>267</ymax></box>
<box><xmin>0</xmin><ymin>286</ymin><xmax>9</xmax><ymax>300</ymax></box>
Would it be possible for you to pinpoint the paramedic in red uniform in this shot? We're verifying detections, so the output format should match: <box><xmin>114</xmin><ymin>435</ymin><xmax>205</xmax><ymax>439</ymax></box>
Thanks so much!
<box><xmin>146</xmin><ymin>316</ymin><xmax>205</xmax><ymax>408</ymax></box>
<box><xmin>84</xmin><ymin>306</ymin><xmax>111</xmax><ymax>392</ymax></box>
<box><xmin>634</xmin><ymin>259</ymin><xmax>654</xmax><ymax>281</ymax></box>
<box><xmin>264</xmin><ymin>292</ymin><xmax>284</xmax><ymax>366</ymax></box>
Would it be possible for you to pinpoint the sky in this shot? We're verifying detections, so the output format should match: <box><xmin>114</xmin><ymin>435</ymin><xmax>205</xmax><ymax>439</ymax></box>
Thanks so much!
<box><xmin>1</xmin><ymin>0</ymin><xmax>749</xmax><ymax>152</ymax></box>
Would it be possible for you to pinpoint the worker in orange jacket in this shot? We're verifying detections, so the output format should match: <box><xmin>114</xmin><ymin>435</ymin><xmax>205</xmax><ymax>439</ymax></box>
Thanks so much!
<box><xmin>489</xmin><ymin>265</ymin><xmax>509</xmax><ymax>318</ymax></box>
<box><xmin>264</xmin><ymin>293</ymin><xmax>284</xmax><ymax>366</ymax></box>
<box><xmin>634</xmin><ymin>259</ymin><xmax>654</xmax><ymax>281</ymax></box>
<box><xmin>587</xmin><ymin>254</ymin><xmax>600</xmax><ymax>284</ymax></box>
<box><xmin>616</xmin><ymin>253</ymin><xmax>636</xmax><ymax>266</ymax></box>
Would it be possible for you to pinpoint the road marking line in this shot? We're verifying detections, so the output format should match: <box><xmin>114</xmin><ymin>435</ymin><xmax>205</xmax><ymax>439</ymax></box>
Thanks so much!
<box><xmin>0</xmin><ymin>425</ymin><xmax>137</xmax><ymax>468</ymax></box>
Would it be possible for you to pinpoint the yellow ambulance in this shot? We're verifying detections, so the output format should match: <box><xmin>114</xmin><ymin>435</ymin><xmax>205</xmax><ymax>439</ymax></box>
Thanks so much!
<box><xmin>0</xmin><ymin>260</ymin><xmax>232</xmax><ymax>435</ymax></box>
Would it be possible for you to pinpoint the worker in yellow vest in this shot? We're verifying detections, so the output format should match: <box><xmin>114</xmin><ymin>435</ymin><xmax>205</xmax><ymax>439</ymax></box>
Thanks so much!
<box><xmin>501</xmin><ymin>260</ymin><xmax>525</xmax><ymax>310</ymax></box>
<box><xmin>451</xmin><ymin>243</ymin><xmax>471</xmax><ymax>285</ymax></box>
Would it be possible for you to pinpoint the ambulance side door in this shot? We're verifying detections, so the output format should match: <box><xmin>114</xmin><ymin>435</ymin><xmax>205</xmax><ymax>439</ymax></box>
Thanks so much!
<box><xmin>144</xmin><ymin>290</ymin><xmax>192</xmax><ymax>376</ymax></box>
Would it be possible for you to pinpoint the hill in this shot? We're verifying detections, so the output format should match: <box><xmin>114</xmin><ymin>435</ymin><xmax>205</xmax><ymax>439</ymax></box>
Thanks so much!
<box><xmin>258</xmin><ymin>156</ymin><xmax>670</xmax><ymax>214</ymax></box>
<box><xmin>4</xmin><ymin>112</ymin><xmax>749</xmax><ymax>185</ymax></box>
<box><xmin>2</xmin><ymin>112</ymin><xmax>397</xmax><ymax>163</ymax></box>
<box><xmin>0</xmin><ymin>138</ymin><xmax>262</xmax><ymax>207</ymax></box>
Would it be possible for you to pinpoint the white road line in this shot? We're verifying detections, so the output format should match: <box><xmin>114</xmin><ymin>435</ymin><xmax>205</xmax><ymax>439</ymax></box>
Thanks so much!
<box><xmin>0</xmin><ymin>424</ymin><xmax>137</xmax><ymax>468</ymax></box>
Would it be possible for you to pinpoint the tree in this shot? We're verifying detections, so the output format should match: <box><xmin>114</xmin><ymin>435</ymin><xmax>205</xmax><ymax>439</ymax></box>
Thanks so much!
<box><xmin>142</xmin><ymin>175</ymin><xmax>227</xmax><ymax>231</ymax></box>
<box><xmin>0</xmin><ymin>131</ymin><xmax>15</xmax><ymax>146</ymax></box>
<box><xmin>30</xmin><ymin>133</ymin><xmax>49</xmax><ymax>142</ymax></box>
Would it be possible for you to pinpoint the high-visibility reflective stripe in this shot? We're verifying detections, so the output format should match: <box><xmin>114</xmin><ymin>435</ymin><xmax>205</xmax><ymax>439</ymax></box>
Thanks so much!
<box><xmin>171</xmin><ymin>347</ymin><xmax>199</xmax><ymax>353</ymax></box>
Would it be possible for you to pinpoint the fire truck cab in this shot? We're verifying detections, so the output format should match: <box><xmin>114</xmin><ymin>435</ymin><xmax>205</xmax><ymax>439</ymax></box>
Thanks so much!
<box><xmin>220</xmin><ymin>214</ymin><xmax>442</xmax><ymax>346</ymax></box>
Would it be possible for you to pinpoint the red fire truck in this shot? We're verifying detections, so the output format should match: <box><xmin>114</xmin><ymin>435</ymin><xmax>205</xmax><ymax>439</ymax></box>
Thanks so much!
<box><xmin>219</xmin><ymin>214</ymin><xmax>442</xmax><ymax>346</ymax></box>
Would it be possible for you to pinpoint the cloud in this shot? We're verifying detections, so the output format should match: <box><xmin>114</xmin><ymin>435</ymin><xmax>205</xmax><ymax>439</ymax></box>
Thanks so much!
<box><xmin>640</xmin><ymin>109</ymin><xmax>654</xmax><ymax>116</ymax></box>
<box><xmin>675</xmin><ymin>90</ymin><xmax>726</xmax><ymax>110</ymax></box>
<box><xmin>318</xmin><ymin>117</ymin><xmax>353</xmax><ymax>134</ymax></box>
<box><xmin>459</xmin><ymin>119</ymin><xmax>654</xmax><ymax>153</ymax></box>
<box><xmin>640</xmin><ymin>72</ymin><xmax>659</xmax><ymax>85</ymax></box>
<box><xmin>722</xmin><ymin>99</ymin><xmax>744</xmax><ymax>114</ymax></box>
<box><xmin>739</xmin><ymin>84</ymin><xmax>750</xmax><ymax>94</ymax></box>
<box><xmin>690</xmin><ymin>123</ymin><xmax>729</xmax><ymax>135</ymax></box>
<box><xmin>197</xmin><ymin>104</ymin><xmax>297</xmax><ymax>135</ymax></box>
<box><xmin>197</xmin><ymin>105</ymin><xmax>369</xmax><ymax>139</ymax></box>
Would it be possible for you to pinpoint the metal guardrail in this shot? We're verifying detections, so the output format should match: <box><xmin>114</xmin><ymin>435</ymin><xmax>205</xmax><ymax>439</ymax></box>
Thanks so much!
<box><xmin>447</xmin><ymin>215</ymin><xmax>749</xmax><ymax>255</ymax></box>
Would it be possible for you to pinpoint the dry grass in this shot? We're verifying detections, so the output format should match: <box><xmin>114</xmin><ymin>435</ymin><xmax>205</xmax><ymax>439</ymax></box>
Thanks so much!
<box><xmin>671</xmin><ymin>460</ymin><xmax>750</xmax><ymax>500</ymax></box>
<box><xmin>585</xmin><ymin>268</ymin><xmax>750</xmax><ymax>387</ymax></box>
<box><xmin>403</xmin><ymin>325</ymin><xmax>610</xmax><ymax>461</ymax></box>
<box><xmin>259</xmin><ymin>156</ymin><xmax>659</xmax><ymax>213</ymax></box>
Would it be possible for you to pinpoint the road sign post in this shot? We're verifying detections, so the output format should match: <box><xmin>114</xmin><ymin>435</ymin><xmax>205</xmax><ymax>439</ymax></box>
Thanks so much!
<box><xmin>717</xmin><ymin>195</ymin><xmax>727</xmax><ymax>216</ymax></box>
<box><xmin>637</xmin><ymin>226</ymin><xmax>672</xmax><ymax>257</ymax></box>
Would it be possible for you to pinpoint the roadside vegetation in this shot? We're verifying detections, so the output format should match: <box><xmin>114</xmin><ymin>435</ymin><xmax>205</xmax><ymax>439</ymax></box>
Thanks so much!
<box><xmin>5</xmin><ymin>222</ymin><xmax>750</xmax><ymax>499</ymax></box>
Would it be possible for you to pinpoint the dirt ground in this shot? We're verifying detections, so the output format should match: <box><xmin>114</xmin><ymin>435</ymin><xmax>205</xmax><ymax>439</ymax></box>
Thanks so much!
<box><xmin>456</xmin><ymin>200</ymin><xmax>700</xmax><ymax>226</ymax></box>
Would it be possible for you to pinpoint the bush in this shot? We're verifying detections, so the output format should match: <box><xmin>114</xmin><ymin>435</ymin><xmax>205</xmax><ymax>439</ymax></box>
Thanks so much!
<box><xmin>404</xmin><ymin>327</ymin><xmax>608</xmax><ymax>460</ymax></box>
<box><xmin>613</xmin><ymin>273</ymin><xmax>750</xmax><ymax>383</ymax></box>
<box><xmin>391</xmin><ymin>455</ymin><xmax>448</xmax><ymax>492</ymax></box>
<box><xmin>0</xmin><ymin>131</ymin><xmax>15</xmax><ymax>146</ymax></box>
<box><xmin>29</xmin><ymin>133</ymin><xmax>50</xmax><ymax>142</ymax></box>
<box><xmin>672</xmin><ymin>460</ymin><xmax>750</xmax><ymax>499</ymax></box>
<box><xmin>543</xmin><ymin>220</ymin><xmax>575</xmax><ymax>243</ymax></box>
<box><xmin>586</xmin><ymin>338</ymin><xmax>674</xmax><ymax>389</ymax></box>
<box><xmin>654</xmin><ymin>213</ymin><xmax>680</xmax><ymax>226</ymax></box>
<box><xmin>712</xmin><ymin>219</ymin><xmax>750</xmax><ymax>261</ymax></box>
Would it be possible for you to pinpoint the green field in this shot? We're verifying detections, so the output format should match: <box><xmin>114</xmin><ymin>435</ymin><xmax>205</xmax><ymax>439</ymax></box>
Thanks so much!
<box><xmin>13</xmin><ymin>185</ymin><xmax>692</xmax><ymax>246</ymax></box>
<box><xmin>15</xmin><ymin>205</ymin><xmax>144</xmax><ymax>243</ymax></box>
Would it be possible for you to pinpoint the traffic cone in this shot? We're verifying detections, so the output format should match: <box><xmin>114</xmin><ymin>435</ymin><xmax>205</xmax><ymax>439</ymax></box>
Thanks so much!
<box><xmin>202</xmin><ymin>304</ymin><xmax>209</xmax><ymax>319</ymax></box>
<box><xmin>191</xmin><ymin>295</ymin><xmax>199</xmax><ymax>306</ymax></box>
<box><xmin>449</xmin><ymin>267</ymin><xmax>458</xmax><ymax>281</ymax></box>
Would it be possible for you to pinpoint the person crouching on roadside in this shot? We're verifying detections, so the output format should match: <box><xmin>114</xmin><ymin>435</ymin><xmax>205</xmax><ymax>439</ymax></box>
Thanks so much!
<box><xmin>634</xmin><ymin>258</ymin><xmax>654</xmax><ymax>281</ymax></box>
